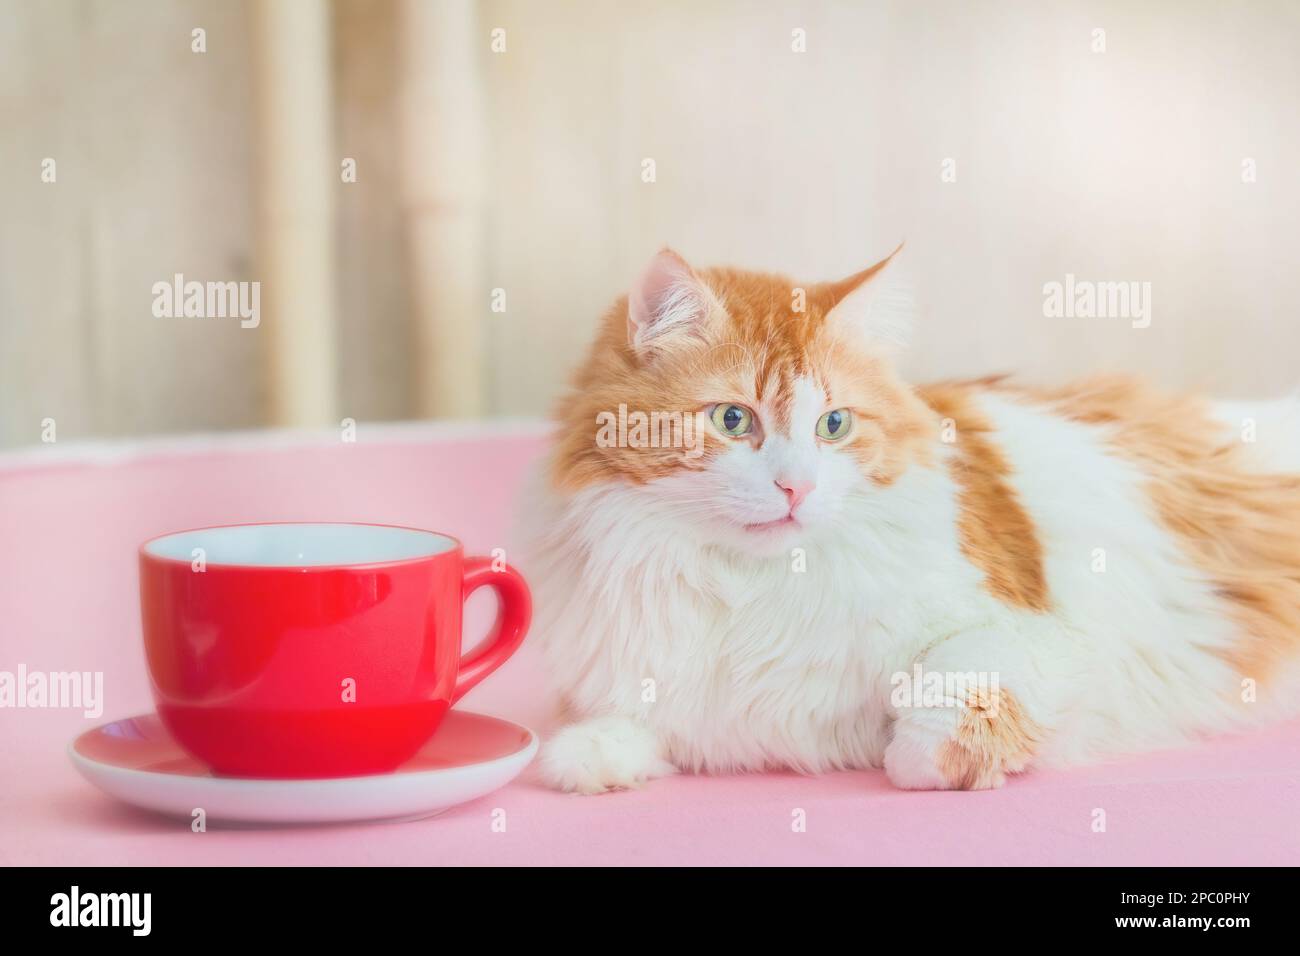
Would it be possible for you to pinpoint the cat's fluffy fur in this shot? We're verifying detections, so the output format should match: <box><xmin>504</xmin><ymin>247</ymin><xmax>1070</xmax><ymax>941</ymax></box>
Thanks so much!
<box><xmin>521</xmin><ymin>247</ymin><xmax>1300</xmax><ymax>792</ymax></box>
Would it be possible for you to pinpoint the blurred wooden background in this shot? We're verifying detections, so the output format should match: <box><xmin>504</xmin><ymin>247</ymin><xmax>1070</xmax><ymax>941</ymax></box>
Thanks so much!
<box><xmin>2</xmin><ymin>0</ymin><xmax>1298</xmax><ymax>449</ymax></box>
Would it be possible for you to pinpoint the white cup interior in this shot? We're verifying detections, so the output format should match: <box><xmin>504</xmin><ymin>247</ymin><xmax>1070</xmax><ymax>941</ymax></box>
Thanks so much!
<box><xmin>144</xmin><ymin>523</ymin><xmax>456</xmax><ymax>568</ymax></box>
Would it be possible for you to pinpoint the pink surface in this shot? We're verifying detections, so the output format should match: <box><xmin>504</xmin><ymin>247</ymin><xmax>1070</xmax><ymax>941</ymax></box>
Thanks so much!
<box><xmin>2</xmin><ymin>424</ymin><xmax>1298</xmax><ymax>866</ymax></box>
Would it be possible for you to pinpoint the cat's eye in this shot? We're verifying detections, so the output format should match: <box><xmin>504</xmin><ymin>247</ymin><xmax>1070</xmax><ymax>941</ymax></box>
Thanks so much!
<box><xmin>710</xmin><ymin>403</ymin><xmax>754</xmax><ymax>438</ymax></box>
<box><xmin>816</xmin><ymin>408</ymin><xmax>852</xmax><ymax>441</ymax></box>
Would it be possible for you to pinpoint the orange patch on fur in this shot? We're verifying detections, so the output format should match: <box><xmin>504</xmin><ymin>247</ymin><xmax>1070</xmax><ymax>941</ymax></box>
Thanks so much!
<box><xmin>1006</xmin><ymin>375</ymin><xmax>1300</xmax><ymax>682</ymax></box>
<box><xmin>937</xmin><ymin>687</ymin><xmax>1042</xmax><ymax>790</ymax></box>
<box><xmin>917</xmin><ymin>381</ymin><xmax>1051</xmax><ymax>612</ymax></box>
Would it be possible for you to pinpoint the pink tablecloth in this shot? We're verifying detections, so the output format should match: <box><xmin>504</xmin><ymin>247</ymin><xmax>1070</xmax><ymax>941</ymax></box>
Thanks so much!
<box><xmin>2</xmin><ymin>423</ymin><xmax>1297</xmax><ymax>866</ymax></box>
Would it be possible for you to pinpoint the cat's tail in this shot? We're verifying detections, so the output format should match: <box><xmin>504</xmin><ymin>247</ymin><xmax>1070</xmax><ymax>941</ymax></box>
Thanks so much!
<box><xmin>1213</xmin><ymin>390</ymin><xmax>1300</xmax><ymax>473</ymax></box>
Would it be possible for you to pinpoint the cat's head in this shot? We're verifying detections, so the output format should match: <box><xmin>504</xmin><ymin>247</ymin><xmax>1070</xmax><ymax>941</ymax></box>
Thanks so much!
<box><xmin>551</xmin><ymin>247</ymin><xmax>935</xmax><ymax>555</ymax></box>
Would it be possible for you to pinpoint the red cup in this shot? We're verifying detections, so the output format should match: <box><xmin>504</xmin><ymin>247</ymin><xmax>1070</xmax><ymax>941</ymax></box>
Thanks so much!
<box><xmin>139</xmin><ymin>522</ymin><xmax>531</xmax><ymax>778</ymax></box>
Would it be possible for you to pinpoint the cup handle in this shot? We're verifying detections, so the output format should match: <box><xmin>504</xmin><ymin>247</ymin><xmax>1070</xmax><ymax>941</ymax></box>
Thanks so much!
<box><xmin>453</xmin><ymin>556</ymin><xmax>532</xmax><ymax>703</ymax></box>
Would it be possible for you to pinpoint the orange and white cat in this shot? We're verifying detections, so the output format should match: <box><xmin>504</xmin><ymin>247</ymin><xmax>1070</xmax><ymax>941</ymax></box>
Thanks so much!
<box><xmin>522</xmin><ymin>247</ymin><xmax>1300</xmax><ymax>792</ymax></box>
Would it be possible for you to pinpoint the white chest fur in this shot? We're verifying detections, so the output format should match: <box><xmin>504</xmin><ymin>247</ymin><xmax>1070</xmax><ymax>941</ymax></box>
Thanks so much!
<box><xmin>522</xmin><ymin>457</ymin><xmax>993</xmax><ymax>773</ymax></box>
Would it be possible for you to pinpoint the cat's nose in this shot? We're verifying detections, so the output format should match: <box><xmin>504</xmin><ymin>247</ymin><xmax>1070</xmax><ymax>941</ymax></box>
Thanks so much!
<box><xmin>775</xmin><ymin>478</ymin><xmax>815</xmax><ymax>511</ymax></box>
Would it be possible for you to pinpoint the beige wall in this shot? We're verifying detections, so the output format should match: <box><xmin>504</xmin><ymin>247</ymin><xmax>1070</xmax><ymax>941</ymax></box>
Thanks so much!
<box><xmin>3</xmin><ymin>0</ymin><xmax>1298</xmax><ymax>449</ymax></box>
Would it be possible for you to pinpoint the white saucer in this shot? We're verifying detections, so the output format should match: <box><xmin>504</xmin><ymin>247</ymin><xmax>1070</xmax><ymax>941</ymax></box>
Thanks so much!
<box><xmin>70</xmin><ymin>710</ymin><xmax>538</xmax><ymax>826</ymax></box>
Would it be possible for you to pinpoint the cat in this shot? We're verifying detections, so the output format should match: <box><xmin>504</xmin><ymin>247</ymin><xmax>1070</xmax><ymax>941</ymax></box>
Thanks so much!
<box><xmin>520</xmin><ymin>246</ymin><xmax>1300</xmax><ymax>792</ymax></box>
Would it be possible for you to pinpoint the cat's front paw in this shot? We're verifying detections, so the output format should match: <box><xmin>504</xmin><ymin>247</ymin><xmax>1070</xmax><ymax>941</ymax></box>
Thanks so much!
<box><xmin>539</xmin><ymin>715</ymin><xmax>677</xmax><ymax>794</ymax></box>
<box><xmin>884</xmin><ymin>688</ymin><xmax>1042</xmax><ymax>791</ymax></box>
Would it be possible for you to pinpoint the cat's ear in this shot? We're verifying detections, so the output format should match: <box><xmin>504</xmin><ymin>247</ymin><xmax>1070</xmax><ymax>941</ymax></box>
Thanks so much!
<box><xmin>821</xmin><ymin>243</ymin><xmax>913</xmax><ymax>354</ymax></box>
<box><xmin>627</xmin><ymin>248</ymin><xmax>721</xmax><ymax>356</ymax></box>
